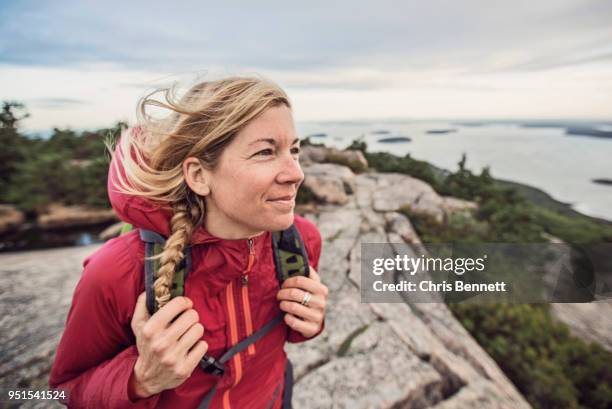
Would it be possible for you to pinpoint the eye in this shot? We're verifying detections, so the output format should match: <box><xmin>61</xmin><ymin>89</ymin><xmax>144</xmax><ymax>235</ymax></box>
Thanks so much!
<box><xmin>291</xmin><ymin>147</ymin><xmax>301</xmax><ymax>155</ymax></box>
<box><xmin>256</xmin><ymin>149</ymin><xmax>274</xmax><ymax>156</ymax></box>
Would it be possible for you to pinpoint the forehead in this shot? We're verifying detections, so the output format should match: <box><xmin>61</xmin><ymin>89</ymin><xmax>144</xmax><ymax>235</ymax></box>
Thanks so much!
<box><xmin>234</xmin><ymin>105</ymin><xmax>297</xmax><ymax>146</ymax></box>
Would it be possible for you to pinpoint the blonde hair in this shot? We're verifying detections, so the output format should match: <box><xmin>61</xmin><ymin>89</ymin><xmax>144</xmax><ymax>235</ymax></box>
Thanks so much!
<box><xmin>107</xmin><ymin>75</ymin><xmax>291</xmax><ymax>309</ymax></box>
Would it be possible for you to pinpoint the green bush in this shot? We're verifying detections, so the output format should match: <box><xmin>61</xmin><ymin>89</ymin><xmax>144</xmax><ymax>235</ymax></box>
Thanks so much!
<box><xmin>0</xmin><ymin>102</ymin><xmax>30</xmax><ymax>198</ymax></box>
<box><xmin>1</xmin><ymin>101</ymin><xmax>124</xmax><ymax>215</ymax></box>
<box><xmin>451</xmin><ymin>303</ymin><xmax>612</xmax><ymax>409</ymax></box>
<box><xmin>400</xmin><ymin>206</ymin><xmax>489</xmax><ymax>243</ymax></box>
<box><xmin>7</xmin><ymin>148</ymin><xmax>76</xmax><ymax>213</ymax></box>
<box><xmin>365</xmin><ymin>151</ymin><xmax>443</xmax><ymax>189</ymax></box>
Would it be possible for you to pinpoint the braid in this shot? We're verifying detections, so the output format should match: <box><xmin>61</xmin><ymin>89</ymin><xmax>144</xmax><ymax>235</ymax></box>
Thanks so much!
<box><xmin>154</xmin><ymin>193</ymin><xmax>204</xmax><ymax>310</ymax></box>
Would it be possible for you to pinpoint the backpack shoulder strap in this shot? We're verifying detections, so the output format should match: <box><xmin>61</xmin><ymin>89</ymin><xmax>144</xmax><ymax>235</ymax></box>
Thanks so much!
<box><xmin>139</xmin><ymin>228</ymin><xmax>191</xmax><ymax>316</ymax></box>
<box><xmin>271</xmin><ymin>224</ymin><xmax>310</xmax><ymax>285</ymax></box>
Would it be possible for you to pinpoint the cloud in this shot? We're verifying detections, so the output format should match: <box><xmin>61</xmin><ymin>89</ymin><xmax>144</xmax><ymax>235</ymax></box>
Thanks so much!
<box><xmin>2</xmin><ymin>0</ymin><xmax>612</xmax><ymax>76</ymax></box>
<box><xmin>27</xmin><ymin>97</ymin><xmax>91</xmax><ymax>109</ymax></box>
<box><xmin>1</xmin><ymin>0</ymin><xmax>611</xmax><ymax>127</ymax></box>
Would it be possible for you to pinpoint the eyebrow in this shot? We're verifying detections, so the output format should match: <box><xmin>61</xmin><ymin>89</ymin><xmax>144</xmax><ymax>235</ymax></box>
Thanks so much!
<box><xmin>249</xmin><ymin>137</ymin><xmax>300</xmax><ymax>147</ymax></box>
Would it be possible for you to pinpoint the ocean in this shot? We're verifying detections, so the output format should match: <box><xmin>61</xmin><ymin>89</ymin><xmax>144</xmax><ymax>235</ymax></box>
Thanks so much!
<box><xmin>295</xmin><ymin>121</ymin><xmax>612</xmax><ymax>221</ymax></box>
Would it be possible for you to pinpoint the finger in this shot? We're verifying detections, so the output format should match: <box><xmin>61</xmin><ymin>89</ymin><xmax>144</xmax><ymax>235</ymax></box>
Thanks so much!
<box><xmin>277</xmin><ymin>288</ymin><xmax>325</xmax><ymax>310</ymax></box>
<box><xmin>308</xmin><ymin>268</ymin><xmax>328</xmax><ymax>297</ymax></box>
<box><xmin>175</xmin><ymin>322</ymin><xmax>205</xmax><ymax>355</ymax></box>
<box><xmin>185</xmin><ymin>340</ymin><xmax>208</xmax><ymax>369</ymax></box>
<box><xmin>280</xmin><ymin>275</ymin><xmax>327</xmax><ymax>297</ymax></box>
<box><xmin>149</xmin><ymin>296</ymin><xmax>193</xmax><ymax>332</ymax></box>
<box><xmin>284</xmin><ymin>313</ymin><xmax>319</xmax><ymax>336</ymax></box>
<box><xmin>308</xmin><ymin>265</ymin><xmax>321</xmax><ymax>283</ymax></box>
<box><xmin>165</xmin><ymin>308</ymin><xmax>201</xmax><ymax>343</ymax></box>
<box><xmin>131</xmin><ymin>292</ymin><xmax>150</xmax><ymax>327</ymax></box>
<box><xmin>279</xmin><ymin>300</ymin><xmax>324</xmax><ymax>323</ymax></box>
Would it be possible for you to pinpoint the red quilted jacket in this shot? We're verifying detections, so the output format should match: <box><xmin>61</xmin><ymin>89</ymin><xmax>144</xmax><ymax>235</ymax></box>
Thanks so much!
<box><xmin>48</xmin><ymin>141</ymin><xmax>324</xmax><ymax>409</ymax></box>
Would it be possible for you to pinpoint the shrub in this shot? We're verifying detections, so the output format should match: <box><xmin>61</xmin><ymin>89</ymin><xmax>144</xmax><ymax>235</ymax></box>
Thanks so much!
<box><xmin>450</xmin><ymin>303</ymin><xmax>612</xmax><ymax>409</ymax></box>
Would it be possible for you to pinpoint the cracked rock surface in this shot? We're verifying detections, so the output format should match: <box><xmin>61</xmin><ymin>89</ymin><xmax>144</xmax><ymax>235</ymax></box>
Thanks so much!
<box><xmin>285</xmin><ymin>170</ymin><xmax>531</xmax><ymax>409</ymax></box>
<box><xmin>0</xmin><ymin>245</ymin><xmax>95</xmax><ymax>408</ymax></box>
<box><xmin>0</xmin><ymin>168</ymin><xmax>531</xmax><ymax>408</ymax></box>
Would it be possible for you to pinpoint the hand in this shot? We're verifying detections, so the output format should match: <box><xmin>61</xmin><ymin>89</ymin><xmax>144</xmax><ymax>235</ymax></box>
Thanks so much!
<box><xmin>128</xmin><ymin>292</ymin><xmax>208</xmax><ymax>399</ymax></box>
<box><xmin>276</xmin><ymin>265</ymin><xmax>328</xmax><ymax>339</ymax></box>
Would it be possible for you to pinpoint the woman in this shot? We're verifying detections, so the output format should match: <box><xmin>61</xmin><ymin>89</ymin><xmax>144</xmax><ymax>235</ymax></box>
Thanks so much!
<box><xmin>49</xmin><ymin>76</ymin><xmax>328</xmax><ymax>409</ymax></box>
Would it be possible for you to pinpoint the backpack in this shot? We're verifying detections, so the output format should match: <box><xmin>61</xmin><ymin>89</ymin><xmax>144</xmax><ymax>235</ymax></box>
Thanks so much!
<box><xmin>120</xmin><ymin>223</ymin><xmax>310</xmax><ymax>409</ymax></box>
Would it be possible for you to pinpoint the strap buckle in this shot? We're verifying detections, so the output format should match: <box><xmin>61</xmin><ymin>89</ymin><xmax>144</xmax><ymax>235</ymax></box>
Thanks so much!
<box><xmin>200</xmin><ymin>355</ymin><xmax>224</xmax><ymax>376</ymax></box>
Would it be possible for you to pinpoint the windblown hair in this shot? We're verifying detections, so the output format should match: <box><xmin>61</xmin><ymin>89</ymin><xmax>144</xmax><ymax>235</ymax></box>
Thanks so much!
<box><xmin>107</xmin><ymin>75</ymin><xmax>291</xmax><ymax>310</ymax></box>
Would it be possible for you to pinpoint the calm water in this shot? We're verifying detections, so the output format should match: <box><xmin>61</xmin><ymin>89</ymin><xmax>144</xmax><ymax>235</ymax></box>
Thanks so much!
<box><xmin>296</xmin><ymin>121</ymin><xmax>612</xmax><ymax>221</ymax></box>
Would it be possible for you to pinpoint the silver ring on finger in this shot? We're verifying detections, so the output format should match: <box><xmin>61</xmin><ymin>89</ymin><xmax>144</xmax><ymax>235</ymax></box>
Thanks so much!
<box><xmin>301</xmin><ymin>291</ymin><xmax>312</xmax><ymax>307</ymax></box>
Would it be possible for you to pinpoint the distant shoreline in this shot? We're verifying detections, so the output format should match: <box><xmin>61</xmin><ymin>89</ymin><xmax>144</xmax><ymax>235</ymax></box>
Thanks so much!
<box><xmin>421</xmin><ymin>161</ymin><xmax>612</xmax><ymax>226</ymax></box>
<box><xmin>493</xmin><ymin>179</ymin><xmax>612</xmax><ymax>226</ymax></box>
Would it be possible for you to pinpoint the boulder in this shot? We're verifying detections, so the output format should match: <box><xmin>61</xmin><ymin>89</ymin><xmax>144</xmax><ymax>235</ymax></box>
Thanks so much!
<box><xmin>300</xmin><ymin>145</ymin><xmax>329</xmax><ymax>165</ymax></box>
<box><xmin>370</xmin><ymin>173</ymin><xmax>445</xmax><ymax>223</ymax></box>
<box><xmin>300</xmin><ymin>145</ymin><xmax>368</xmax><ymax>174</ymax></box>
<box><xmin>302</xmin><ymin>164</ymin><xmax>356</xmax><ymax>205</ymax></box>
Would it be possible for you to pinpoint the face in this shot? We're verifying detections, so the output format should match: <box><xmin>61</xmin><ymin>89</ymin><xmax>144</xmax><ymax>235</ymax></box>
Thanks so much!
<box><xmin>184</xmin><ymin>104</ymin><xmax>304</xmax><ymax>239</ymax></box>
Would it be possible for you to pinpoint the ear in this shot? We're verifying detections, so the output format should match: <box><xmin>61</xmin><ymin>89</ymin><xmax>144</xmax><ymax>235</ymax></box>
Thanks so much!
<box><xmin>183</xmin><ymin>157</ymin><xmax>211</xmax><ymax>196</ymax></box>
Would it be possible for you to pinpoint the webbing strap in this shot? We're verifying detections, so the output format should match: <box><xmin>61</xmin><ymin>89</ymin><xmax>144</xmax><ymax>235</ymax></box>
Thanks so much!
<box><xmin>141</xmin><ymin>229</ymin><xmax>191</xmax><ymax>316</ymax></box>
<box><xmin>139</xmin><ymin>228</ymin><xmax>166</xmax><ymax>244</ymax></box>
<box><xmin>197</xmin><ymin>385</ymin><xmax>217</xmax><ymax>409</ymax></box>
<box><xmin>282</xmin><ymin>358</ymin><xmax>294</xmax><ymax>409</ymax></box>
<box><xmin>218</xmin><ymin>313</ymin><xmax>284</xmax><ymax>365</ymax></box>
<box><xmin>197</xmin><ymin>313</ymin><xmax>285</xmax><ymax>409</ymax></box>
<box><xmin>271</xmin><ymin>226</ymin><xmax>310</xmax><ymax>283</ymax></box>
<box><xmin>143</xmin><ymin>240</ymin><xmax>158</xmax><ymax>316</ymax></box>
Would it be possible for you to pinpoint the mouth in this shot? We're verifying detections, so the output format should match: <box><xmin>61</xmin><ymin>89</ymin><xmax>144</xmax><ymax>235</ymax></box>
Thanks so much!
<box><xmin>268</xmin><ymin>195</ymin><xmax>296</xmax><ymax>202</ymax></box>
<box><xmin>266</xmin><ymin>194</ymin><xmax>296</xmax><ymax>211</ymax></box>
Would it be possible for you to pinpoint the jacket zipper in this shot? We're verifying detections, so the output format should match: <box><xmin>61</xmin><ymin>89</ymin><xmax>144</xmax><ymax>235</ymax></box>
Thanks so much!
<box><xmin>222</xmin><ymin>238</ymin><xmax>257</xmax><ymax>409</ymax></box>
<box><xmin>242</xmin><ymin>238</ymin><xmax>256</xmax><ymax>356</ymax></box>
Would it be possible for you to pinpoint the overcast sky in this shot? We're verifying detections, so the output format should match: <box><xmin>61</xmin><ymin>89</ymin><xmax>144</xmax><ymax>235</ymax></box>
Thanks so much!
<box><xmin>1</xmin><ymin>0</ymin><xmax>611</xmax><ymax>132</ymax></box>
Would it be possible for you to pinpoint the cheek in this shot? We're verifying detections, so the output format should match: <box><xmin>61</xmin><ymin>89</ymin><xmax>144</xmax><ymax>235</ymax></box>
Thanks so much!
<box><xmin>215</xmin><ymin>169</ymin><xmax>271</xmax><ymax>213</ymax></box>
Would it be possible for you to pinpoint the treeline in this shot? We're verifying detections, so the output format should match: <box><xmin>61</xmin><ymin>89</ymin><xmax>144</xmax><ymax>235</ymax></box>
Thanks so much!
<box><xmin>0</xmin><ymin>102</ymin><xmax>125</xmax><ymax>216</ymax></box>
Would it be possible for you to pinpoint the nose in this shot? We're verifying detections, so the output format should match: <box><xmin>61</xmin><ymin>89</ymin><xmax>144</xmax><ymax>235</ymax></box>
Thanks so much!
<box><xmin>277</xmin><ymin>153</ymin><xmax>304</xmax><ymax>186</ymax></box>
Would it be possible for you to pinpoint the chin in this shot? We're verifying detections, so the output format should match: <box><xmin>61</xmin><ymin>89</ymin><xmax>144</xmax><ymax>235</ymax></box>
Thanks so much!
<box><xmin>263</xmin><ymin>212</ymin><xmax>295</xmax><ymax>232</ymax></box>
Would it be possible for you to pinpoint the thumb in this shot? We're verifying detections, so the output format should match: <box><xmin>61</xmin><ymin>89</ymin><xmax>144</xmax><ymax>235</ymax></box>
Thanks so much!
<box><xmin>309</xmin><ymin>265</ymin><xmax>320</xmax><ymax>282</ymax></box>
<box><xmin>131</xmin><ymin>291</ymin><xmax>150</xmax><ymax>329</ymax></box>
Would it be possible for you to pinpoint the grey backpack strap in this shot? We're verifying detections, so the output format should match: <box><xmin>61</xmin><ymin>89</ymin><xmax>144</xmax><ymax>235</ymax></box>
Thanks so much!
<box><xmin>139</xmin><ymin>228</ymin><xmax>166</xmax><ymax>244</ymax></box>
<box><xmin>198</xmin><ymin>313</ymin><xmax>285</xmax><ymax>409</ymax></box>
<box><xmin>141</xmin><ymin>229</ymin><xmax>166</xmax><ymax>315</ymax></box>
<box><xmin>282</xmin><ymin>358</ymin><xmax>294</xmax><ymax>408</ymax></box>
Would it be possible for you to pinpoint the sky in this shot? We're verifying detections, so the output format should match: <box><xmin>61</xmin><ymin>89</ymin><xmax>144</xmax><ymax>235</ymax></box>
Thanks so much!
<box><xmin>1</xmin><ymin>0</ymin><xmax>611</xmax><ymax>132</ymax></box>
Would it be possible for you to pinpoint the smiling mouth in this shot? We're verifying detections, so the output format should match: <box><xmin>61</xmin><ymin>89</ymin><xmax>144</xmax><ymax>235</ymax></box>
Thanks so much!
<box><xmin>268</xmin><ymin>195</ymin><xmax>295</xmax><ymax>202</ymax></box>
<box><xmin>266</xmin><ymin>195</ymin><xmax>296</xmax><ymax>210</ymax></box>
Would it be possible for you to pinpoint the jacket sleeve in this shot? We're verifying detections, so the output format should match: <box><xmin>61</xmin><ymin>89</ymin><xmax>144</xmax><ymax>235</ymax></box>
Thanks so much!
<box><xmin>287</xmin><ymin>220</ymin><xmax>326</xmax><ymax>343</ymax></box>
<box><xmin>48</xmin><ymin>239</ymin><xmax>162</xmax><ymax>408</ymax></box>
